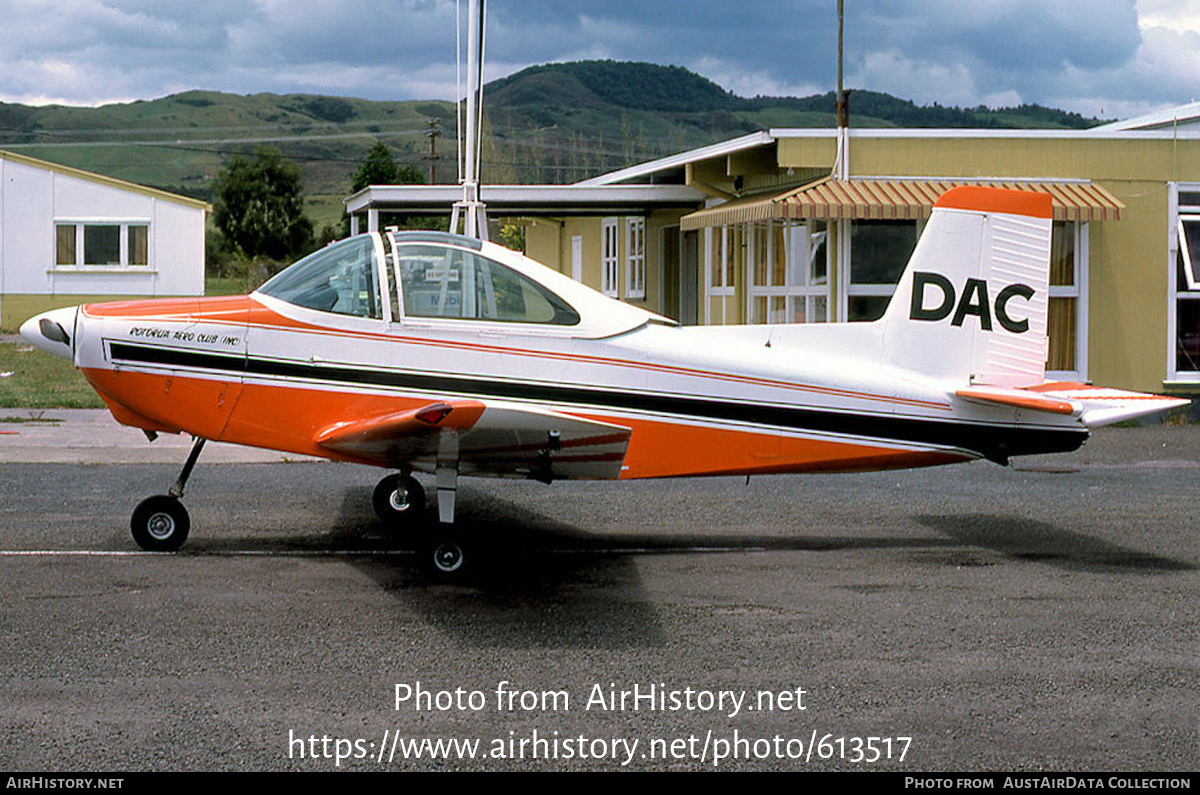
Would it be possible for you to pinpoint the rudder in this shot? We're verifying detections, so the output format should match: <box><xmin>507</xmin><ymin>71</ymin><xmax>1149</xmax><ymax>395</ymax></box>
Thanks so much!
<box><xmin>879</xmin><ymin>186</ymin><xmax>1054</xmax><ymax>388</ymax></box>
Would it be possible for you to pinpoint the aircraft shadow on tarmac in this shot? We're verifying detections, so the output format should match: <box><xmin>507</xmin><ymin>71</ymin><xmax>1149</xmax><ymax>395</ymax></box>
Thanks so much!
<box><xmin>917</xmin><ymin>513</ymin><xmax>1195</xmax><ymax>573</ymax></box>
<box><xmin>140</xmin><ymin>478</ymin><xmax>1198</xmax><ymax>648</ymax></box>
<box><xmin>181</xmin><ymin>483</ymin><xmax>1195</xmax><ymax>582</ymax></box>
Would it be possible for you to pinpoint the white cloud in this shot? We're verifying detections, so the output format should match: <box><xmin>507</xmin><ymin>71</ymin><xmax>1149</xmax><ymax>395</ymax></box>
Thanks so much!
<box><xmin>1137</xmin><ymin>0</ymin><xmax>1200</xmax><ymax>35</ymax></box>
<box><xmin>853</xmin><ymin>51</ymin><xmax>982</xmax><ymax>109</ymax></box>
<box><xmin>690</xmin><ymin>57</ymin><xmax>822</xmax><ymax>100</ymax></box>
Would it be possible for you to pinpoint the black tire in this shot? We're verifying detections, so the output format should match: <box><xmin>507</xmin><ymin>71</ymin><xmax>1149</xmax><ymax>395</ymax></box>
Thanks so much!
<box><xmin>427</xmin><ymin>538</ymin><xmax>468</xmax><ymax>577</ymax></box>
<box><xmin>131</xmin><ymin>495</ymin><xmax>190</xmax><ymax>552</ymax></box>
<box><xmin>372</xmin><ymin>474</ymin><xmax>426</xmax><ymax>524</ymax></box>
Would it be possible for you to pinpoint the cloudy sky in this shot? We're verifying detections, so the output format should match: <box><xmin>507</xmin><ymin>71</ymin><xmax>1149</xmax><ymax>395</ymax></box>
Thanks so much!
<box><xmin>1</xmin><ymin>0</ymin><xmax>1198</xmax><ymax>121</ymax></box>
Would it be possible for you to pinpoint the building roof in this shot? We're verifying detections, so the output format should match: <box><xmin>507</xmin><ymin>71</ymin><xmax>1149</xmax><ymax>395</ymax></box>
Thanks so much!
<box><xmin>578</xmin><ymin>124</ymin><xmax>1200</xmax><ymax>194</ymax></box>
<box><xmin>681</xmin><ymin>176</ymin><xmax>1125</xmax><ymax>230</ymax></box>
<box><xmin>1090</xmin><ymin>101</ymin><xmax>1200</xmax><ymax>132</ymax></box>
<box><xmin>345</xmin><ymin>183</ymin><xmax>706</xmax><ymax>217</ymax></box>
<box><xmin>0</xmin><ymin>149</ymin><xmax>211</xmax><ymax>211</ymax></box>
<box><xmin>574</xmin><ymin>131</ymin><xmax>776</xmax><ymax>186</ymax></box>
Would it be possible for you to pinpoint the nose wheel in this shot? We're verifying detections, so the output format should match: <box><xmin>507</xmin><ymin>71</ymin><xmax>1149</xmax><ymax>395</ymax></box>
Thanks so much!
<box><xmin>130</xmin><ymin>436</ymin><xmax>204</xmax><ymax>552</ymax></box>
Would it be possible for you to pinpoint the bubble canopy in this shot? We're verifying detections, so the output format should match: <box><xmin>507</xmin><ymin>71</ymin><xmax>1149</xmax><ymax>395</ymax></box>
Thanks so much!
<box><xmin>257</xmin><ymin>232</ymin><xmax>579</xmax><ymax>326</ymax></box>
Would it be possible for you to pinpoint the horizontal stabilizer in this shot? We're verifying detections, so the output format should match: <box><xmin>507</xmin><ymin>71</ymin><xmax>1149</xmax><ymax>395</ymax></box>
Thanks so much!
<box><xmin>1028</xmin><ymin>383</ymin><xmax>1189</xmax><ymax>428</ymax></box>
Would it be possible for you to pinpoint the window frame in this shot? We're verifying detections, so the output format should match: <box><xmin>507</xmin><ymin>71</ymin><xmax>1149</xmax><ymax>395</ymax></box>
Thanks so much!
<box><xmin>624</xmin><ymin>217</ymin><xmax>646</xmax><ymax>300</ymax></box>
<box><xmin>601</xmin><ymin>217</ymin><xmax>619</xmax><ymax>297</ymax></box>
<box><xmin>840</xmin><ymin>218</ymin><xmax>921</xmax><ymax>323</ymax></box>
<box><xmin>53</xmin><ymin>219</ymin><xmax>152</xmax><ymax>271</ymax></box>
<box><xmin>1045</xmin><ymin>220</ymin><xmax>1088</xmax><ymax>382</ymax></box>
<box><xmin>1168</xmin><ymin>183</ymin><xmax>1200</xmax><ymax>383</ymax></box>
<box><xmin>746</xmin><ymin>219</ymin><xmax>830</xmax><ymax>324</ymax></box>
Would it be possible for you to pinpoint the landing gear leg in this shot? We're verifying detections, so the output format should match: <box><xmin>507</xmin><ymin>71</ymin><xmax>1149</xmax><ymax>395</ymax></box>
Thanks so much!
<box><xmin>169</xmin><ymin>436</ymin><xmax>206</xmax><ymax>499</ymax></box>
<box><xmin>130</xmin><ymin>436</ymin><xmax>205</xmax><ymax>552</ymax></box>
<box><xmin>425</xmin><ymin>432</ymin><xmax>468</xmax><ymax>576</ymax></box>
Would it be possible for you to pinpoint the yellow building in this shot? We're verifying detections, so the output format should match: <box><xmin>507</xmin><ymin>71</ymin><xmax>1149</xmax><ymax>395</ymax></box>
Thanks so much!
<box><xmin>348</xmin><ymin>120</ymin><xmax>1200</xmax><ymax>397</ymax></box>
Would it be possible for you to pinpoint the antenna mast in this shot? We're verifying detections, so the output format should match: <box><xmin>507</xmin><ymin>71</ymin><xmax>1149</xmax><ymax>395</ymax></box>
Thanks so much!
<box><xmin>451</xmin><ymin>0</ymin><xmax>489</xmax><ymax>240</ymax></box>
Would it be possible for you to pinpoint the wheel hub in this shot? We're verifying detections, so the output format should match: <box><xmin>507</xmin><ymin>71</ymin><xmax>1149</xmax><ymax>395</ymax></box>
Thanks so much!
<box><xmin>147</xmin><ymin>512</ymin><xmax>176</xmax><ymax>540</ymax></box>
<box><xmin>432</xmin><ymin>542</ymin><xmax>464</xmax><ymax>573</ymax></box>
<box><xmin>388</xmin><ymin>488</ymin><xmax>410</xmax><ymax>512</ymax></box>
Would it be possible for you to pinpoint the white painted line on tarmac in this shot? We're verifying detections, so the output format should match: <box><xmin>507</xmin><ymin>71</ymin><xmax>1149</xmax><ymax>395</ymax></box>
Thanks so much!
<box><xmin>0</xmin><ymin>549</ymin><xmax>411</xmax><ymax>557</ymax></box>
<box><xmin>0</xmin><ymin>545</ymin><xmax>766</xmax><ymax>557</ymax></box>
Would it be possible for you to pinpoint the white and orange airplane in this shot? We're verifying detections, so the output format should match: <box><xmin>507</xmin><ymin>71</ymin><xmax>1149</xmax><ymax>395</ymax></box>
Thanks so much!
<box><xmin>21</xmin><ymin>186</ymin><xmax>1187</xmax><ymax>572</ymax></box>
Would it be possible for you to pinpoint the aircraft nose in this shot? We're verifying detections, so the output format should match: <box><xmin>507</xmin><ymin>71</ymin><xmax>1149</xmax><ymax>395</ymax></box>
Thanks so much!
<box><xmin>19</xmin><ymin>306</ymin><xmax>78</xmax><ymax>361</ymax></box>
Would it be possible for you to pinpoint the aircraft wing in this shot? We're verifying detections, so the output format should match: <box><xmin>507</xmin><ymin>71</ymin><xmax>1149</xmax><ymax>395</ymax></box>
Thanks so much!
<box><xmin>315</xmin><ymin>399</ymin><xmax>631</xmax><ymax>481</ymax></box>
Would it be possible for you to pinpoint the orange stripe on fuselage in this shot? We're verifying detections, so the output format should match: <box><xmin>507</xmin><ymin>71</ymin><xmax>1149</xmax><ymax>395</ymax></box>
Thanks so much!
<box><xmin>81</xmin><ymin>368</ymin><xmax>970</xmax><ymax>478</ymax></box>
<box><xmin>578</xmin><ymin>413</ymin><xmax>969</xmax><ymax>478</ymax></box>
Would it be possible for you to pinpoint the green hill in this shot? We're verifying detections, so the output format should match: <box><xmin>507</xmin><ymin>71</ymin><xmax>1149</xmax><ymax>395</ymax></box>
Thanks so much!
<box><xmin>0</xmin><ymin>60</ymin><xmax>1104</xmax><ymax>225</ymax></box>
<box><xmin>0</xmin><ymin>91</ymin><xmax>456</xmax><ymax>227</ymax></box>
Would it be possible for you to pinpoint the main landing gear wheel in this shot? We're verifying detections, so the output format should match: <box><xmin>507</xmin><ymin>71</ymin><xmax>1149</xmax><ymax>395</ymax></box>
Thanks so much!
<box><xmin>373</xmin><ymin>474</ymin><xmax>427</xmax><ymax>523</ymax></box>
<box><xmin>430</xmin><ymin>539</ymin><xmax>466</xmax><ymax>574</ymax></box>
<box><xmin>131</xmin><ymin>495</ymin><xmax>190</xmax><ymax>552</ymax></box>
<box><xmin>420</xmin><ymin>536</ymin><xmax>469</xmax><ymax>579</ymax></box>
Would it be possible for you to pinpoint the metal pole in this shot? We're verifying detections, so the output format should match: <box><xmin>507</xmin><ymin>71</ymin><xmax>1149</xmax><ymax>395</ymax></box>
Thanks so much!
<box><xmin>453</xmin><ymin>0</ymin><xmax>488</xmax><ymax>240</ymax></box>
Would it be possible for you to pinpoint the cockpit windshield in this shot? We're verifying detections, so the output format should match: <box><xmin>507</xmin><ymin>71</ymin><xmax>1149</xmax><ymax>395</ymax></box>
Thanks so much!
<box><xmin>257</xmin><ymin>236</ymin><xmax>381</xmax><ymax>319</ymax></box>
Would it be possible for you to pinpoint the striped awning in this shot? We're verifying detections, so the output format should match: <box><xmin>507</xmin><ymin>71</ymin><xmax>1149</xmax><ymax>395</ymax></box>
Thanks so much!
<box><xmin>681</xmin><ymin>177</ymin><xmax>1124</xmax><ymax>230</ymax></box>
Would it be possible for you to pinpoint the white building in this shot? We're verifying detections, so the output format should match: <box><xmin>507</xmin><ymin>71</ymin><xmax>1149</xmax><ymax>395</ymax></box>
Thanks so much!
<box><xmin>1</xmin><ymin>150</ymin><xmax>209</xmax><ymax>329</ymax></box>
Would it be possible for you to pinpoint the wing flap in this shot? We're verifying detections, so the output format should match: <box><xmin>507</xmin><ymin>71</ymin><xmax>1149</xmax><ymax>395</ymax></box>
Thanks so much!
<box><xmin>459</xmin><ymin>405</ymin><xmax>631</xmax><ymax>481</ymax></box>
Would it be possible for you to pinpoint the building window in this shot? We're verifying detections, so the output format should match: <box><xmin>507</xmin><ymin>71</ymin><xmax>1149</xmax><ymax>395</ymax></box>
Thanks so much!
<box><xmin>706</xmin><ymin>227</ymin><xmax>737</xmax><ymax>294</ymax></box>
<box><xmin>748</xmin><ymin>220</ymin><xmax>829</xmax><ymax>323</ymax></box>
<box><xmin>55</xmin><ymin>221</ymin><xmax>150</xmax><ymax>268</ymax></box>
<box><xmin>129</xmin><ymin>224</ymin><xmax>149</xmax><ymax>266</ymax></box>
<box><xmin>703</xmin><ymin>226</ymin><xmax>740</xmax><ymax>324</ymax></box>
<box><xmin>625</xmin><ymin>217</ymin><xmax>645</xmax><ymax>299</ymax></box>
<box><xmin>1172</xmin><ymin>186</ymin><xmax>1200</xmax><ymax>380</ymax></box>
<box><xmin>1047</xmin><ymin>221</ymin><xmax>1086</xmax><ymax>377</ymax></box>
<box><xmin>846</xmin><ymin>220</ymin><xmax>918</xmax><ymax>321</ymax></box>
<box><xmin>601</xmin><ymin>218</ymin><xmax>619</xmax><ymax>297</ymax></box>
<box><xmin>55</xmin><ymin>225</ymin><xmax>76</xmax><ymax>266</ymax></box>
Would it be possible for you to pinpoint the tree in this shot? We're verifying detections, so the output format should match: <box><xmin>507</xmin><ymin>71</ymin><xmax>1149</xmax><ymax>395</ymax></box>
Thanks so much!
<box><xmin>352</xmin><ymin>140</ymin><xmax>425</xmax><ymax>192</ymax></box>
<box><xmin>337</xmin><ymin>142</ymin><xmax>426</xmax><ymax>240</ymax></box>
<box><xmin>213</xmin><ymin>146</ymin><xmax>313</xmax><ymax>261</ymax></box>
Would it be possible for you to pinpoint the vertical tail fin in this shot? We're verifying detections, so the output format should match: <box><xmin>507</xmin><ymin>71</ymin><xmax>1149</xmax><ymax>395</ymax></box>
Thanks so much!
<box><xmin>880</xmin><ymin>186</ymin><xmax>1053</xmax><ymax>388</ymax></box>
